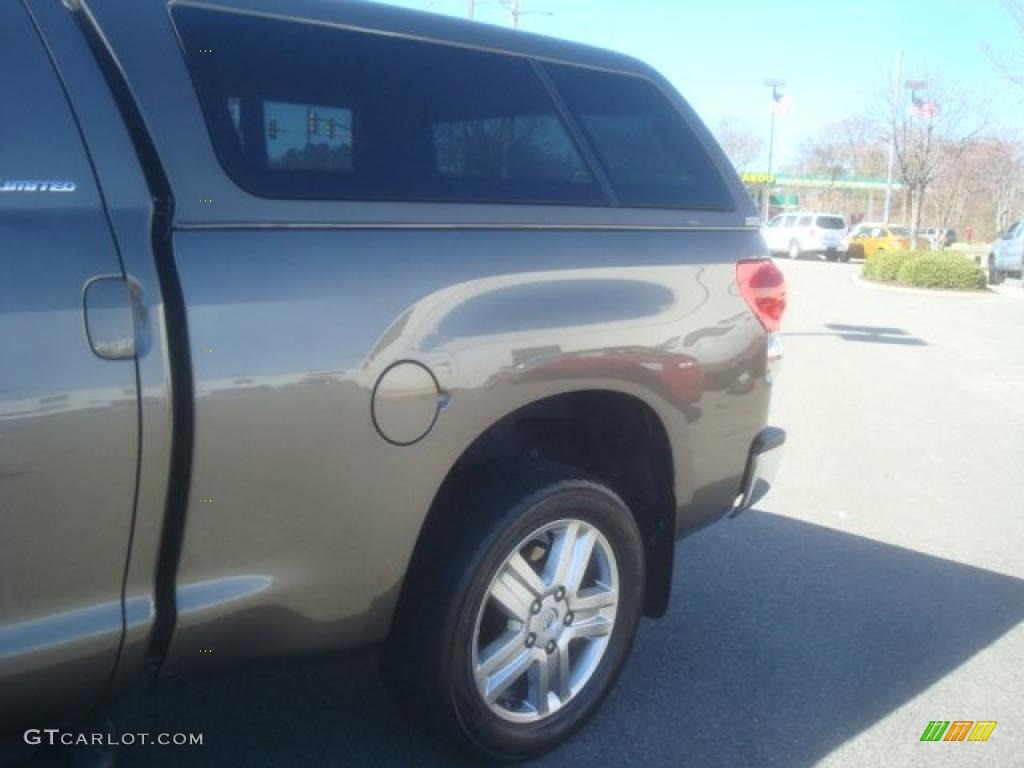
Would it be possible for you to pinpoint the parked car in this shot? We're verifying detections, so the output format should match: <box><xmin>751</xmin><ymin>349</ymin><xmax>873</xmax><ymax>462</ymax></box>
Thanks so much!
<box><xmin>1</xmin><ymin>0</ymin><xmax>786</xmax><ymax>761</ymax></box>
<box><xmin>849</xmin><ymin>223</ymin><xmax>925</xmax><ymax>259</ymax></box>
<box><xmin>918</xmin><ymin>228</ymin><xmax>956</xmax><ymax>249</ymax></box>
<box><xmin>762</xmin><ymin>212</ymin><xmax>850</xmax><ymax>260</ymax></box>
<box><xmin>988</xmin><ymin>220</ymin><xmax>1024</xmax><ymax>285</ymax></box>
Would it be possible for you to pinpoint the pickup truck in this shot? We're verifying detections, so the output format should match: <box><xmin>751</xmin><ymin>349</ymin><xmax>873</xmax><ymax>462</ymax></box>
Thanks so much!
<box><xmin>988</xmin><ymin>220</ymin><xmax>1024</xmax><ymax>286</ymax></box>
<box><xmin>1</xmin><ymin>0</ymin><xmax>786</xmax><ymax>760</ymax></box>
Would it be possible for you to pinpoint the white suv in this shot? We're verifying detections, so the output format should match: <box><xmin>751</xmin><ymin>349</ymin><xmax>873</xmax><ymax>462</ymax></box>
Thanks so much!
<box><xmin>763</xmin><ymin>212</ymin><xmax>850</xmax><ymax>261</ymax></box>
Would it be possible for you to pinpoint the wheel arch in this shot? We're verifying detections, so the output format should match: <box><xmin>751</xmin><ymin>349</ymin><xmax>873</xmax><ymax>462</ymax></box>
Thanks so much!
<box><xmin>395</xmin><ymin>390</ymin><xmax>678</xmax><ymax>627</ymax></box>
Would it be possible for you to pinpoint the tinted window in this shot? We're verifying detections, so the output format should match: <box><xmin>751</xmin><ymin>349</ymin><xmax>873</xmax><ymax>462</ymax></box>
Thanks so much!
<box><xmin>890</xmin><ymin>227</ymin><xmax>911</xmax><ymax>236</ymax></box>
<box><xmin>797</xmin><ymin>215</ymin><xmax>812</xmax><ymax>227</ymax></box>
<box><xmin>766</xmin><ymin>216</ymin><xmax>782</xmax><ymax>227</ymax></box>
<box><xmin>781</xmin><ymin>215</ymin><xmax>796</xmax><ymax>227</ymax></box>
<box><xmin>816</xmin><ymin>216</ymin><xmax>846</xmax><ymax>230</ymax></box>
<box><xmin>172</xmin><ymin>7</ymin><xmax>603</xmax><ymax>205</ymax></box>
<box><xmin>544</xmin><ymin>64</ymin><xmax>733</xmax><ymax>210</ymax></box>
<box><xmin>433</xmin><ymin>115</ymin><xmax>588</xmax><ymax>184</ymax></box>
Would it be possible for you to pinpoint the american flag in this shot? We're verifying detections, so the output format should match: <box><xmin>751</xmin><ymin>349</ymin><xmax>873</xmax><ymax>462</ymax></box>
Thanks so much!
<box><xmin>909</xmin><ymin>97</ymin><xmax>938</xmax><ymax>117</ymax></box>
<box><xmin>771</xmin><ymin>93</ymin><xmax>791</xmax><ymax>115</ymax></box>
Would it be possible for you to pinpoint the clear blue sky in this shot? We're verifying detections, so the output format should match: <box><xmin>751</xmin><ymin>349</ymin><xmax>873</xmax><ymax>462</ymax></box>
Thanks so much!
<box><xmin>373</xmin><ymin>0</ymin><xmax>1021</xmax><ymax>168</ymax></box>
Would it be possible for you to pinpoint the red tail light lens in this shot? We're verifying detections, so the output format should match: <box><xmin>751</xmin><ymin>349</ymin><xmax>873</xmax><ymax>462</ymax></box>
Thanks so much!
<box><xmin>737</xmin><ymin>259</ymin><xmax>787</xmax><ymax>333</ymax></box>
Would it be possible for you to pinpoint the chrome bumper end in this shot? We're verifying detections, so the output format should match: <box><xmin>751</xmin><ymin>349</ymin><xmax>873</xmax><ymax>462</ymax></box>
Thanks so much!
<box><xmin>730</xmin><ymin>426</ymin><xmax>785</xmax><ymax>516</ymax></box>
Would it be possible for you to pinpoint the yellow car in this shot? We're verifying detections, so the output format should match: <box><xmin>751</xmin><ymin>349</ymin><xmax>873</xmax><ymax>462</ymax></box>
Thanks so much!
<box><xmin>849</xmin><ymin>224</ymin><xmax>928</xmax><ymax>259</ymax></box>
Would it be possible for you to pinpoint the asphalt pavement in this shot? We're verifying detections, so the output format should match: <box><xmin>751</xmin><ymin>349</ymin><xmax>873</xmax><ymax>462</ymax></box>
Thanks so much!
<box><xmin>106</xmin><ymin>259</ymin><xmax>1024</xmax><ymax>767</ymax></box>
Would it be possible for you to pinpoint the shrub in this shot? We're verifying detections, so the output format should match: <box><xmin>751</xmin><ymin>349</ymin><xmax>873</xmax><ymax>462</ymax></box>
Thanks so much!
<box><xmin>895</xmin><ymin>253</ymin><xmax>987</xmax><ymax>290</ymax></box>
<box><xmin>864</xmin><ymin>250</ymin><xmax>920</xmax><ymax>281</ymax></box>
<box><xmin>861</xmin><ymin>255</ymin><xmax>878</xmax><ymax>279</ymax></box>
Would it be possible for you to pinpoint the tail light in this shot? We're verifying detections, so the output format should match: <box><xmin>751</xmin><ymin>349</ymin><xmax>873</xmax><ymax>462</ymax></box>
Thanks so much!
<box><xmin>737</xmin><ymin>259</ymin><xmax>787</xmax><ymax>333</ymax></box>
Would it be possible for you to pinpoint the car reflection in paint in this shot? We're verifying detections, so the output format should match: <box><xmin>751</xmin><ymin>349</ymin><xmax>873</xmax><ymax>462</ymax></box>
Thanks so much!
<box><xmin>521</xmin><ymin>347</ymin><xmax>705</xmax><ymax>421</ymax></box>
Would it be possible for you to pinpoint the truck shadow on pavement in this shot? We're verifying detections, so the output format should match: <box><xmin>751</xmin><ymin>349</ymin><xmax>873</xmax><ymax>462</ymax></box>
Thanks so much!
<box><xmin>108</xmin><ymin>512</ymin><xmax>1024</xmax><ymax>768</ymax></box>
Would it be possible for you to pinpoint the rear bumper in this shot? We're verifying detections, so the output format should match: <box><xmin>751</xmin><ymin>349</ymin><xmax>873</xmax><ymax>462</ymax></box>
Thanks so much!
<box><xmin>730</xmin><ymin>426</ymin><xmax>786</xmax><ymax>516</ymax></box>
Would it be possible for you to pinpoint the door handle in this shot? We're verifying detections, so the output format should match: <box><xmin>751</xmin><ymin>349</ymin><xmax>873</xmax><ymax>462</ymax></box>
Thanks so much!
<box><xmin>82</xmin><ymin>275</ymin><xmax>135</xmax><ymax>360</ymax></box>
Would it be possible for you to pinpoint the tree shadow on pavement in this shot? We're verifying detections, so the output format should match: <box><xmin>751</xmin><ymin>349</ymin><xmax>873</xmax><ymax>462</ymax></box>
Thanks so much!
<box><xmin>107</xmin><ymin>512</ymin><xmax>1024</xmax><ymax>768</ymax></box>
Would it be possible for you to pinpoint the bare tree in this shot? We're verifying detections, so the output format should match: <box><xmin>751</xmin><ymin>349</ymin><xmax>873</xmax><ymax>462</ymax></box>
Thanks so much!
<box><xmin>797</xmin><ymin>118</ymin><xmax>886</xmax><ymax>176</ymax></box>
<box><xmin>926</xmin><ymin>137</ymin><xmax>987</xmax><ymax>231</ymax></box>
<box><xmin>877</xmin><ymin>68</ymin><xmax>983</xmax><ymax>236</ymax></box>
<box><xmin>496</xmin><ymin>0</ymin><xmax>553</xmax><ymax>28</ymax></box>
<box><xmin>918</xmin><ymin>136</ymin><xmax>1022</xmax><ymax>239</ymax></box>
<box><xmin>792</xmin><ymin>118</ymin><xmax>888</xmax><ymax>213</ymax></box>
<box><xmin>834</xmin><ymin>118</ymin><xmax>890</xmax><ymax>177</ymax></box>
<box><xmin>927</xmin><ymin>145</ymin><xmax>971</xmax><ymax>231</ymax></box>
<box><xmin>985</xmin><ymin>0</ymin><xmax>1024</xmax><ymax>87</ymax></box>
<box><xmin>712</xmin><ymin>117</ymin><xmax>764</xmax><ymax>172</ymax></box>
<box><xmin>982</xmin><ymin>137</ymin><xmax>1024</xmax><ymax>232</ymax></box>
<box><xmin>797</xmin><ymin>135</ymin><xmax>845</xmax><ymax>180</ymax></box>
<box><xmin>794</xmin><ymin>134</ymin><xmax>846</xmax><ymax>211</ymax></box>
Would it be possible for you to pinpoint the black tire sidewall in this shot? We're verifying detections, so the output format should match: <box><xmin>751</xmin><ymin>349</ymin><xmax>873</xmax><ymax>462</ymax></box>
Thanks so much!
<box><xmin>444</xmin><ymin>476</ymin><xmax>645</xmax><ymax>760</ymax></box>
<box><xmin>988</xmin><ymin>261</ymin><xmax>1002</xmax><ymax>285</ymax></box>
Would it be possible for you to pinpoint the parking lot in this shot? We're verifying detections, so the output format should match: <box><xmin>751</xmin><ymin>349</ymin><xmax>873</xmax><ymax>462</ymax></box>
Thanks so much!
<box><xmin>112</xmin><ymin>259</ymin><xmax>1024</xmax><ymax>767</ymax></box>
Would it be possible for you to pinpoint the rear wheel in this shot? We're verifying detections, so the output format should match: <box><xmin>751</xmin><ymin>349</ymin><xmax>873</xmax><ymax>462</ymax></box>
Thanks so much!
<box><xmin>381</xmin><ymin>463</ymin><xmax>645</xmax><ymax>760</ymax></box>
<box><xmin>988</xmin><ymin>257</ymin><xmax>1004</xmax><ymax>285</ymax></box>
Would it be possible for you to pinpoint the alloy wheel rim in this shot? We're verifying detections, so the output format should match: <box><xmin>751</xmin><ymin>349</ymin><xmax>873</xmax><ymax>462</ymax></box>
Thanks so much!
<box><xmin>471</xmin><ymin>518</ymin><xmax>619</xmax><ymax>723</ymax></box>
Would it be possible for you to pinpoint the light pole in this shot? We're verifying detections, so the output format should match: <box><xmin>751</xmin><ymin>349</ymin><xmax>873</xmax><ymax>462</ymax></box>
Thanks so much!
<box><xmin>882</xmin><ymin>51</ymin><xmax>902</xmax><ymax>225</ymax></box>
<box><xmin>763</xmin><ymin>78</ymin><xmax>787</xmax><ymax>221</ymax></box>
<box><xmin>904</xmin><ymin>79</ymin><xmax>928</xmax><ymax>244</ymax></box>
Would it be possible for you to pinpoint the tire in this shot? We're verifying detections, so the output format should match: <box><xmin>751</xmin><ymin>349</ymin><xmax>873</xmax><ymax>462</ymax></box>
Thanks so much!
<box><xmin>988</xmin><ymin>258</ymin><xmax>1004</xmax><ymax>286</ymax></box>
<box><xmin>381</xmin><ymin>462</ymin><xmax>645</xmax><ymax>760</ymax></box>
<box><xmin>788</xmin><ymin>240</ymin><xmax>801</xmax><ymax>260</ymax></box>
<box><xmin>839</xmin><ymin>252</ymin><xmax>850</xmax><ymax>263</ymax></box>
